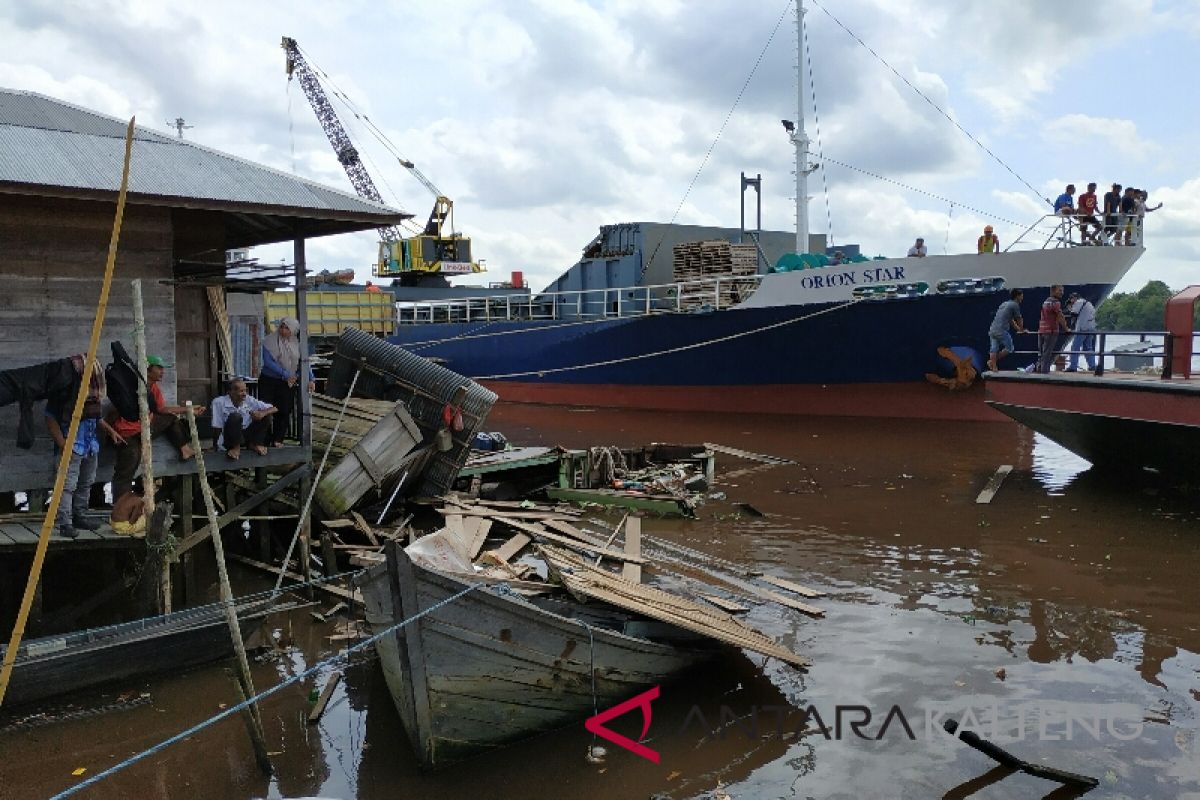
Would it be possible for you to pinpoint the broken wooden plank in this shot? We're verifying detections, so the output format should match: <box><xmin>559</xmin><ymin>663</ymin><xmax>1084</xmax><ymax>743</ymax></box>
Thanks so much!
<box><xmin>540</xmin><ymin>545</ymin><xmax>809</xmax><ymax>667</ymax></box>
<box><xmin>350</xmin><ymin>511</ymin><xmax>380</xmax><ymax>547</ymax></box>
<box><xmin>465</xmin><ymin>518</ymin><xmax>492</xmax><ymax>560</ymax></box>
<box><xmin>701</xmin><ymin>594</ymin><xmax>751</xmax><ymax>613</ymax></box>
<box><xmin>307</xmin><ymin>671</ymin><xmax>342</xmax><ymax>724</ymax></box>
<box><xmin>975</xmin><ymin>465</ymin><xmax>1013</xmax><ymax>504</ymax></box>
<box><xmin>758</xmin><ymin>588</ymin><xmax>824</xmax><ymax>618</ymax></box>
<box><xmin>442</xmin><ymin>513</ymin><xmax>466</xmax><ymax>547</ymax></box>
<box><xmin>759</xmin><ymin>574</ymin><xmax>826</xmax><ymax>599</ymax></box>
<box><xmin>493</xmin><ymin>516</ymin><xmax>646</xmax><ymax>564</ymax></box>
<box><xmin>621</xmin><ymin>516</ymin><xmax>642</xmax><ymax>584</ymax></box>
<box><xmin>486</xmin><ymin>533</ymin><xmax>532</xmax><ymax>564</ymax></box>
<box><xmin>540</xmin><ymin>519</ymin><xmax>609</xmax><ymax>548</ymax></box>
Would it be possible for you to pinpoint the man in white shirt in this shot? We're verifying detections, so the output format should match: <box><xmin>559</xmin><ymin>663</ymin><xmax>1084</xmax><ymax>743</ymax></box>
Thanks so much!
<box><xmin>907</xmin><ymin>238</ymin><xmax>927</xmax><ymax>257</ymax></box>
<box><xmin>210</xmin><ymin>378</ymin><xmax>278</xmax><ymax>459</ymax></box>
<box><xmin>1065</xmin><ymin>293</ymin><xmax>1098</xmax><ymax>372</ymax></box>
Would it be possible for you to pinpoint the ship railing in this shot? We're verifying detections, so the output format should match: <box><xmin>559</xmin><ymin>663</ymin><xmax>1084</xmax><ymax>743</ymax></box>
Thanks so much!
<box><xmin>1006</xmin><ymin>213</ymin><xmax>1148</xmax><ymax>251</ymax></box>
<box><xmin>395</xmin><ymin>275</ymin><xmax>764</xmax><ymax>324</ymax></box>
<box><xmin>1006</xmin><ymin>329</ymin><xmax>1198</xmax><ymax>379</ymax></box>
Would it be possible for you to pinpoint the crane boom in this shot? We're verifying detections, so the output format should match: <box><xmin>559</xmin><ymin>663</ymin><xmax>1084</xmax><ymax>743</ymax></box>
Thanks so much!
<box><xmin>282</xmin><ymin>36</ymin><xmax>401</xmax><ymax>243</ymax></box>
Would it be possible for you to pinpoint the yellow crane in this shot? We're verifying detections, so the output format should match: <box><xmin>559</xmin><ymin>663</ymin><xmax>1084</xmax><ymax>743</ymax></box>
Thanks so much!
<box><xmin>283</xmin><ymin>37</ymin><xmax>483</xmax><ymax>284</ymax></box>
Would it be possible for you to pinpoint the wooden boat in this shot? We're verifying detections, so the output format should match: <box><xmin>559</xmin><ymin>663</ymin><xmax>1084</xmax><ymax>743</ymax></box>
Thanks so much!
<box><xmin>356</xmin><ymin>541</ymin><xmax>719</xmax><ymax>768</ymax></box>
<box><xmin>356</xmin><ymin>531</ymin><xmax>810</xmax><ymax>768</ymax></box>
<box><xmin>0</xmin><ymin>598</ymin><xmax>281</xmax><ymax>710</ymax></box>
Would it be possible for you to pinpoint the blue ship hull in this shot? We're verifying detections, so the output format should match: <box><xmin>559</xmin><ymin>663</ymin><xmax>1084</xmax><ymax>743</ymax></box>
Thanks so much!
<box><xmin>388</xmin><ymin>282</ymin><xmax>1116</xmax><ymax>421</ymax></box>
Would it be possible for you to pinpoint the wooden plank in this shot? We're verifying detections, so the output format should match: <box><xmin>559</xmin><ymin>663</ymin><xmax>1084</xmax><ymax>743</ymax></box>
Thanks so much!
<box><xmin>451</xmin><ymin>509</ymin><xmax>578</xmax><ymax>522</ymax></box>
<box><xmin>975</xmin><ymin>465</ymin><xmax>1014</xmax><ymax>504</ymax></box>
<box><xmin>621</xmin><ymin>517</ymin><xmax>642</xmax><ymax>584</ymax></box>
<box><xmin>545</xmin><ymin>487</ymin><xmax>690</xmax><ymax>516</ymax></box>
<box><xmin>759</xmin><ymin>574</ymin><xmax>826</xmax><ymax>599</ymax></box>
<box><xmin>486</xmin><ymin>533</ymin><xmax>531</xmax><ymax>563</ymax></box>
<box><xmin>758</xmin><ymin>588</ymin><xmax>824</xmax><ymax>618</ymax></box>
<box><xmin>540</xmin><ymin>519</ymin><xmax>608</xmax><ymax>548</ymax></box>
<box><xmin>492</xmin><ymin>517</ymin><xmax>646</xmax><ymax>564</ymax></box>
<box><xmin>701</xmin><ymin>594</ymin><xmax>750</xmax><ymax>613</ymax></box>
<box><xmin>442</xmin><ymin>513</ymin><xmax>466</xmax><ymax>547</ymax></box>
<box><xmin>350</xmin><ymin>511</ymin><xmax>380</xmax><ymax>547</ymax></box>
<box><xmin>464</xmin><ymin>518</ymin><xmax>492</xmax><ymax>560</ymax></box>
<box><xmin>540</xmin><ymin>545</ymin><xmax>809</xmax><ymax>667</ymax></box>
<box><xmin>306</xmin><ymin>671</ymin><xmax>343</xmax><ymax>725</ymax></box>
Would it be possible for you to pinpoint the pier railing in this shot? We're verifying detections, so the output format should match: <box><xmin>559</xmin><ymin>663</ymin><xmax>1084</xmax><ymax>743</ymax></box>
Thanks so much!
<box><xmin>397</xmin><ymin>275</ymin><xmax>764</xmax><ymax>325</ymax></box>
<box><xmin>1008</xmin><ymin>329</ymin><xmax>1199</xmax><ymax>379</ymax></box>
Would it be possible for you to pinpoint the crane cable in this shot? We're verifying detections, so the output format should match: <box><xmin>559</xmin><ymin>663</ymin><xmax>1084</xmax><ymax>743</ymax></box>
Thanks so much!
<box><xmin>807</xmin><ymin>0</ymin><xmax>1050</xmax><ymax>208</ymax></box>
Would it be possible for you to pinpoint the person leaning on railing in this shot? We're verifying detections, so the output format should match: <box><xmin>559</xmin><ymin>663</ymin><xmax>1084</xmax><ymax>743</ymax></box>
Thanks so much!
<box><xmin>260</xmin><ymin>317</ymin><xmax>315</xmax><ymax>449</ymax></box>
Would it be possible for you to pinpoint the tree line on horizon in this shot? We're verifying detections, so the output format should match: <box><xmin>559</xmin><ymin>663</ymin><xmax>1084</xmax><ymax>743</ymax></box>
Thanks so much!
<box><xmin>1095</xmin><ymin>280</ymin><xmax>1200</xmax><ymax>331</ymax></box>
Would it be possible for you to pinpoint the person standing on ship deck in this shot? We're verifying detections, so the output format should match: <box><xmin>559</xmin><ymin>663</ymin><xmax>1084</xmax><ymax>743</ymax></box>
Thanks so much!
<box><xmin>259</xmin><ymin>317</ymin><xmax>314</xmax><ymax>448</ymax></box>
<box><xmin>1102</xmin><ymin>183</ymin><xmax>1122</xmax><ymax>244</ymax></box>
<box><xmin>977</xmin><ymin>225</ymin><xmax>1000</xmax><ymax>254</ymax></box>
<box><xmin>987</xmin><ymin>288</ymin><xmax>1025</xmax><ymax>372</ymax></box>
<box><xmin>1076</xmin><ymin>183</ymin><xmax>1103</xmax><ymax>244</ymax></box>
<box><xmin>1036</xmin><ymin>285</ymin><xmax>1069</xmax><ymax>374</ymax></box>
<box><xmin>907</xmin><ymin>238</ymin><xmax>927</xmax><ymax>257</ymax></box>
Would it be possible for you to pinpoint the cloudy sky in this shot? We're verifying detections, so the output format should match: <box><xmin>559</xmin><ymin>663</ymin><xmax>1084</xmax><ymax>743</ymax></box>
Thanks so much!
<box><xmin>3</xmin><ymin>0</ymin><xmax>1197</xmax><ymax>292</ymax></box>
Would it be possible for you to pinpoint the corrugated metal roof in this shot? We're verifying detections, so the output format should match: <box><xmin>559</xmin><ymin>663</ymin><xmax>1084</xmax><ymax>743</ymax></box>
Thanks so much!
<box><xmin>0</xmin><ymin>89</ymin><xmax>409</xmax><ymax>219</ymax></box>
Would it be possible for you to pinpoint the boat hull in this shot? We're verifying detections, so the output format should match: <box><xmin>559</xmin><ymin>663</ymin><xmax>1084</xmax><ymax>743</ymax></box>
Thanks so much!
<box><xmin>391</xmin><ymin>278</ymin><xmax>1121</xmax><ymax>421</ymax></box>
<box><xmin>985</xmin><ymin>373</ymin><xmax>1200</xmax><ymax>477</ymax></box>
<box><xmin>0</xmin><ymin>601</ymin><xmax>275</xmax><ymax>710</ymax></box>
<box><xmin>357</xmin><ymin>550</ymin><xmax>710</xmax><ymax>768</ymax></box>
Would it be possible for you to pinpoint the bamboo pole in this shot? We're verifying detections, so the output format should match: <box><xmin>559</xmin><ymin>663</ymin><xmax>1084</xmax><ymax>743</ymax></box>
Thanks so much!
<box><xmin>131</xmin><ymin>280</ymin><xmax>156</xmax><ymax>513</ymax></box>
<box><xmin>183</xmin><ymin>402</ymin><xmax>271</xmax><ymax>773</ymax></box>
<box><xmin>132</xmin><ymin>279</ymin><xmax>168</xmax><ymax>612</ymax></box>
<box><xmin>0</xmin><ymin>118</ymin><xmax>136</xmax><ymax>709</ymax></box>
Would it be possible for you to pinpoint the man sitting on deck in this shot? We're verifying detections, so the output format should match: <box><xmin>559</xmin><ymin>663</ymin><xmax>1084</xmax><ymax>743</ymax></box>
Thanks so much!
<box><xmin>210</xmin><ymin>378</ymin><xmax>277</xmax><ymax>460</ymax></box>
<box><xmin>107</xmin><ymin>355</ymin><xmax>198</xmax><ymax>501</ymax></box>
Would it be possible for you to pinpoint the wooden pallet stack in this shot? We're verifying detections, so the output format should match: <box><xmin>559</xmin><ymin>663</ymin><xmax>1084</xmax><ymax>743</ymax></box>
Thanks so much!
<box><xmin>672</xmin><ymin>240</ymin><xmax>759</xmax><ymax>308</ymax></box>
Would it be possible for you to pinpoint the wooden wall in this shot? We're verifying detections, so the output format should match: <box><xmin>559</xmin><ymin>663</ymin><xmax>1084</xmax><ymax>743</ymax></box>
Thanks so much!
<box><xmin>0</xmin><ymin>195</ymin><xmax>178</xmax><ymax>492</ymax></box>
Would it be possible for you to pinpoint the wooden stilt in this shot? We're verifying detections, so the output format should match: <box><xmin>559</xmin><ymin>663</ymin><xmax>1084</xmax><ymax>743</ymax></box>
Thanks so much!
<box><xmin>184</xmin><ymin>403</ymin><xmax>271</xmax><ymax>775</ymax></box>
<box><xmin>142</xmin><ymin>503</ymin><xmax>174</xmax><ymax>616</ymax></box>
<box><xmin>179</xmin><ymin>476</ymin><xmax>196</xmax><ymax>604</ymax></box>
<box><xmin>229</xmin><ymin>669</ymin><xmax>273</xmax><ymax>774</ymax></box>
<box><xmin>255</xmin><ymin>468</ymin><xmax>270</xmax><ymax>563</ymax></box>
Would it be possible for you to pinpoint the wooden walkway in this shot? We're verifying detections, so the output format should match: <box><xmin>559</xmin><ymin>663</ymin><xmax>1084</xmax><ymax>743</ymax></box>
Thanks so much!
<box><xmin>0</xmin><ymin>513</ymin><xmax>142</xmax><ymax>552</ymax></box>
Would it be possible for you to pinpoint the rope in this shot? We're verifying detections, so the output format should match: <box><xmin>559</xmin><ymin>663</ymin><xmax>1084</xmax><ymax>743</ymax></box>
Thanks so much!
<box><xmin>50</xmin><ymin>582</ymin><xmax>482</xmax><ymax>799</ymax></box>
<box><xmin>272</xmin><ymin>368</ymin><xmax>362</xmax><ymax>598</ymax></box>
<box><xmin>471</xmin><ymin>297</ymin><xmax>861</xmax><ymax>380</ymax></box>
<box><xmin>0</xmin><ymin>118</ymin><xmax>136</xmax><ymax>709</ymax></box>
<box><xmin>640</xmin><ymin>0</ymin><xmax>794</xmax><ymax>282</ymax></box>
<box><xmin>806</xmin><ymin>10</ymin><xmax>834</xmax><ymax>246</ymax></box>
<box><xmin>808</xmin><ymin>0</ymin><xmax>1048</xmax><ymax>207</ymax></box>
<box><xmin>816</xmin><ymin>155</ymin><xmax>1052</xmax><ymax>233</ymax></box>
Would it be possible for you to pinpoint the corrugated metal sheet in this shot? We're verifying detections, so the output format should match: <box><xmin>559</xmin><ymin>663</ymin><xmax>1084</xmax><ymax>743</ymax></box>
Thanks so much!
<box><xmin>0</xmin><ymin>89</ymin><xmax>407</xmax><ymax>218</ymax></box>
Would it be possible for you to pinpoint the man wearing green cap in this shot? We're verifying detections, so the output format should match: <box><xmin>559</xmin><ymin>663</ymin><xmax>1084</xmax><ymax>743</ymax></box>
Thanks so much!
<box><xmin>108</xmin><ymin>355</ymin><xmax>202</xmax><ymax>499</ymax></box>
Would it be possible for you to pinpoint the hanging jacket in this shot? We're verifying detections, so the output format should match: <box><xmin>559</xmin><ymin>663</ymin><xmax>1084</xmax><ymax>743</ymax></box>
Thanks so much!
<box><xmin>0</xmin><ymin>357</ymin><xmax>81</xmax><ymax>449</ymax></box>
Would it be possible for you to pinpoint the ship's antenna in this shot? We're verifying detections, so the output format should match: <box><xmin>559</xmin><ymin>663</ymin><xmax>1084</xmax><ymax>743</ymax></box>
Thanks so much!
<box><xmin>785</xmin><ymin>0</ymin><xmax>818</xmax><ymax>254</ymax></box>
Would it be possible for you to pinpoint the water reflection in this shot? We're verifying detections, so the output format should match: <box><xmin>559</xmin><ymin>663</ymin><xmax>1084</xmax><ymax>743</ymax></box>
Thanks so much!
<box><xmin>1030</xmin><ymin>432</ymin><xmax>1093</xmax><ymax>493</ymax></box>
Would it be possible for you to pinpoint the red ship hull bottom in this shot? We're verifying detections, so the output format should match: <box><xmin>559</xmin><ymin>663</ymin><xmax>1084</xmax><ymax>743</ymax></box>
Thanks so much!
<box><xmin>484</xmin><ymin>380</ymin><xmax>1010</xmax><ymax>422</ymax></box>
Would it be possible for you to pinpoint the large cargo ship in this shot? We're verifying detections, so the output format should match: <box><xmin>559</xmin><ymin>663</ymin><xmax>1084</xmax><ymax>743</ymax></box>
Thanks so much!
<box><xmin>385</xmin><ymin>0</ymin><xmax>1144</xmax><ymax>421</ymax></box>
<box><xmin>387</xmin><ymin>222</ymin><xmax>1142</xmax><ymax>421</ymax></box>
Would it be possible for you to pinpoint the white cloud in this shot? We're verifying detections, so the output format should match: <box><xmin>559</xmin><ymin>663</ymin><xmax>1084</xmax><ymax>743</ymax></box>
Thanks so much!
<box><xmin>1043</xmin><ymin>114</ymin><xmax>1158</xmax><ymax>160</ymax></box>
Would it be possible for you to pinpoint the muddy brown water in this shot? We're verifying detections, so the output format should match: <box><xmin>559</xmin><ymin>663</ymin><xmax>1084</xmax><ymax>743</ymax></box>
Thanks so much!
<box><xmin>1</xmin><ymin>404</ymin><xmax>1197</xmax><ymax>799</ymax></box>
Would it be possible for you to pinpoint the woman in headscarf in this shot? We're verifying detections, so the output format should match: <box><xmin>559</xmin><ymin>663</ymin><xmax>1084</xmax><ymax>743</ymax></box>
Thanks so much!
<box><xmin>259</xmin><ymin>317</ymin><xmax>312</xmax><ymax>447</ymax></box>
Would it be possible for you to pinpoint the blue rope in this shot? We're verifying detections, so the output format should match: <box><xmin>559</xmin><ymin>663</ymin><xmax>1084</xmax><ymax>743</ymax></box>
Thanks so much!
<box><xmin>51</xmin><ymin>581</ymin><xmax>482</xmax><ymax>799</ymax></box>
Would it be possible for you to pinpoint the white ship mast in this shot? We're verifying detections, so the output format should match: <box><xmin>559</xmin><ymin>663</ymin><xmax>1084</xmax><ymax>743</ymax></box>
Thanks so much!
<box><xmin>789</xmin><ymin>0</ymin><xmax>815</xmax><ymax>254</ymax></box>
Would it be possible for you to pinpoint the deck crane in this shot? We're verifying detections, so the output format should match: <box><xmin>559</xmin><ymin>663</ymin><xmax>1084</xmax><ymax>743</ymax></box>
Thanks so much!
<box><xmin>282</xmin><ymin>36</ymin><xmax>481</xmax><ymax>283</ymax></box>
